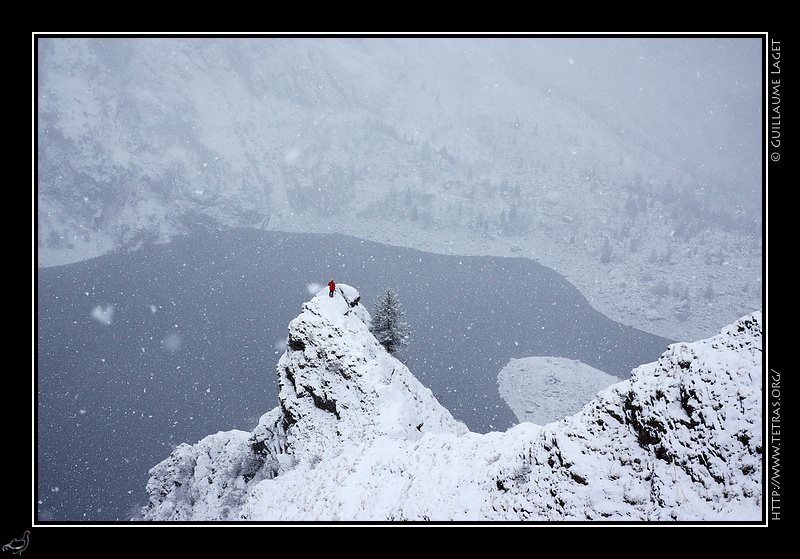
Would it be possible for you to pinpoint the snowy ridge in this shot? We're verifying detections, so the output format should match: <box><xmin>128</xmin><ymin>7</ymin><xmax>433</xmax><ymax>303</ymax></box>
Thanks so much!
<box><xmin>493</xmin><ymin>311</ymin><xmax>762</xmax><ymax>521</ymax></box>
<box><xmin>140</xmin><ymin>287</ymin><xmax>761</xmax><ymax>522</ymax></box>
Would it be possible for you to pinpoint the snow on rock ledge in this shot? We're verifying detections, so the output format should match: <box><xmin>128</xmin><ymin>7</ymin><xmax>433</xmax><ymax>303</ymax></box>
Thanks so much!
<box><xmin>140</xmin><ymin>286</ymin><xmax>762</xmax><ymax>522</ymax></box>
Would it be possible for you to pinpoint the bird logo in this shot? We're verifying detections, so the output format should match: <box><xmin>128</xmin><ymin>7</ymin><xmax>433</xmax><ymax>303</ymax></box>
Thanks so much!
<box><xmin>2</xmin><ymin>531</ymin><xmax>29</xmax><ymax>555</ymax></box>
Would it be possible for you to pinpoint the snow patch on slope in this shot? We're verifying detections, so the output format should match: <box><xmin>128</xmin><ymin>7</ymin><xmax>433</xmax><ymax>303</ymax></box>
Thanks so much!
<box><xmin>498</xmin><ymin>357</ymin><xmax>619</xmax><ymax>425</ymax></box>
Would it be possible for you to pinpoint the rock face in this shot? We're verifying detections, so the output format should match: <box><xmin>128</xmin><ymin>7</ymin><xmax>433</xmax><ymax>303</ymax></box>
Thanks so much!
<box><xmin>140</xmin><ymin>285</ymin><xmax>761</xmax><ymax>522</ymax></box>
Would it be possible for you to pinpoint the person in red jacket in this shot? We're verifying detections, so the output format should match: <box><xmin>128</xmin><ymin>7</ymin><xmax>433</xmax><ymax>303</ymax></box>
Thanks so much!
<box><xmin>328</xmin><ymin>279</ymin><xmax>336</xmax><ymax>297</ymax></box>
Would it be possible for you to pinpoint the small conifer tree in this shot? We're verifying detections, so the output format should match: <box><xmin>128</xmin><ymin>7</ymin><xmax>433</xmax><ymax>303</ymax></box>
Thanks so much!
<box><xmin>370</xmin><ymin>288</ymin><xmax>410</xmax><ymax>354</ymax></box>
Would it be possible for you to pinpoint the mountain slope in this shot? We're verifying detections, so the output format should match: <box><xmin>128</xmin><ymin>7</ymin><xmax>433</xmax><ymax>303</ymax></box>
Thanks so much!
<box><xmin>139</xmin><ymin>286</ymin><xmax>761</xmax><ymax>522</ymax></box>
<box><xmin>36</xmin><ymin>37</ymin><xmax>762</xmax><ymax>343</ymax></box>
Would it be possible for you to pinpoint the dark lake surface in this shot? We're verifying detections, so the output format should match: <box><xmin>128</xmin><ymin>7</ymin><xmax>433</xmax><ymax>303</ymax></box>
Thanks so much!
<box><xmin>36</xmin><ymin>229</ymin><xmax>673</xmax><ymax>521</ymax></box>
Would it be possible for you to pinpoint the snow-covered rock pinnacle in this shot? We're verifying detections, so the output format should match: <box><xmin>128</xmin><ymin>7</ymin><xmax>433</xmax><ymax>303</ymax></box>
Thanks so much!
<box><xmin>140</xmin><ymin>285</ymin><xmax>762</xmax><ymax>522</ymax></box>
<box><xmin>275</xmin><ymin>283</ymin><xmax>467</xmax><ymax>461</ymax></box>
<box><xmin>141</xmin><ymin>284</ymin><xmax>466</xmax><ymax>520</ymax></box>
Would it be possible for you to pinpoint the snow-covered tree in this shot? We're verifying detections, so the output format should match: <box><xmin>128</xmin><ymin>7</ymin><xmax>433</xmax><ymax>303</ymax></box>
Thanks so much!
<box><xmin>369</xmin><ymin>288</ymin><xmax>410</xmax><ymax>354</ymax></box>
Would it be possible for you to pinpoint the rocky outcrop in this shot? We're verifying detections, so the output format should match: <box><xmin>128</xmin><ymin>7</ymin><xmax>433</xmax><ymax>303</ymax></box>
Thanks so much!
<box><xmin>140</xmin><ymin>285</ymin><xmax>761</xmax><ymax>522</ymax></box>
<box><xmin>141</xmin><ymin>284</ymin><xmax>466</xmax><ymax>520</ymax></box>
<box><xmin>489</xmin><ymin>311</ymin><xmax>762</xmax><ymax>521</ymax></box>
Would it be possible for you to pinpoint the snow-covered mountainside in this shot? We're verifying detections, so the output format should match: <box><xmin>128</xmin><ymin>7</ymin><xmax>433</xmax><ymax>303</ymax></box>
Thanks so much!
<box><xmin>139</xmin><ymin>285</ymin><xmax>761</xmax><ymax>522</ymax></box>
<box><xmin>36</xmin><ymin>37</ymin><xmax>762</xmax><ymax>343</ymax></box>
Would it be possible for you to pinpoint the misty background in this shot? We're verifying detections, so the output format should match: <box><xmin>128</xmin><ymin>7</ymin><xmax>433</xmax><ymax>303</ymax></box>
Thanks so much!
<box><xmin>37</xmin><ymin>35</ymin><xmax>762</xmax><ymax>343</ymax></box>
<box><xmin>34</xmin><ymin>35</ymin><xmax>763</xmax><ymax>521</ymax></box>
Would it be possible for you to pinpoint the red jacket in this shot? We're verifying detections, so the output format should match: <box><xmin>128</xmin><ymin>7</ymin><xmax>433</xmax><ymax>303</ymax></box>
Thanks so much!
<box><xmin>328</xmin><ymin>280</ymin><xmax>336</xmax><ymax>291</ymax></box>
